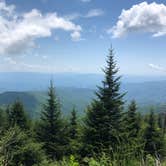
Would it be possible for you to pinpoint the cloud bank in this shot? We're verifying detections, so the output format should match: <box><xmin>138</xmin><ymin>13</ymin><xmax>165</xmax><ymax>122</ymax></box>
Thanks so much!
<box><xmin>0</xmin><ymin>1</ymin><xmax>82</xmax><ymax>56</ymax></box>
<box><xmin>149</xmin><ymin>64</ymin><xmax>166</xmax><ymax>73</ymax></box>
<box><xmin>110</xmin><ymin>2</ymin><xmax>166</xmax><ymax>38</ymax></box>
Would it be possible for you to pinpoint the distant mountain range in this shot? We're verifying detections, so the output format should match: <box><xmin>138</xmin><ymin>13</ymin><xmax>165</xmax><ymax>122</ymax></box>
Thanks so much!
<box><xmin>0</xmin><ymin>72</ymin><xmax>165</xmax><ymax>91</ymax></box>
<box><xmin>0</xmin><ymin>72</ymin><xmax>166</xmax><ymax>117</ymax></box>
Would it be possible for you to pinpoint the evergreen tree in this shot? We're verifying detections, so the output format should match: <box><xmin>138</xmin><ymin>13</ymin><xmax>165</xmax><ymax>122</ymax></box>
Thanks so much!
<box><xmin>68</xmin><ymin>108</ymin><xmax>81</xmax><ymax>155</ymax></box>
<box><xmin>163</xmin><ymin>113</ymin><xmax>166</xmax><ymax>135</ymax></box>
<box><xmin>37</xmin><ymin>81</ymin><xmax>68</xmax><ymax>160</ymax></box>
<box><xmin>158</xmin><ymin>113</ymin><xmax>166</xmax><ymax>136</ymax></box>
<box><xmin>83</xmin><ymin>47</ymin><xmax>125</xmax><ymax>155</ymax></box>
<box><xmin>69</xmin><ymin>108</ymin><xmax>78</xmax><ymax>140</ymax></box>
<box><xmin>144</xmin><ymin>110</ymin><xmax>165</xmax><ymax>158</ymax></box>
<box><xmin>125</xmin><ymin>100</ymin><xmax>140</xmax><ymax>138</ymax></box>
<box><xmin>158</xmin><ymin>113</ymin><xmax>163</xmax><ymax>129</ymax></box>
<box><xmin>0</xmin><ymin>108</ymin><xmax>7</xmax><ymax>132</ymax></box>
<box><xmin>7</xmin><ymin>101</ymin><xmax>29</xmax><ymax>130</ymax></box>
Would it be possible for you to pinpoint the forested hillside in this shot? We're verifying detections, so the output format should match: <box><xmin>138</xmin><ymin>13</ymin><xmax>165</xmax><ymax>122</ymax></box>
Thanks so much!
<box><xmin>0</xmin><ymin>48</ymin><xmax>166</xmax><ymax>166</ymax></box>
<box><xmin>0</xmin><ymin>80</ymin><xmax>166</xmax><ymax>118</ymax></box>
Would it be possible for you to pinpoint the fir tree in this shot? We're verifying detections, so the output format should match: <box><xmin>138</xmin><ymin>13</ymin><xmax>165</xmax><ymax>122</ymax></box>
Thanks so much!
<box><xmin>83</xmin><ymin>47</ymin><xmax>125</xmax><ymax>155</ymax></box>
<box><xmin>144</xmin><ymin>110</ymin><xmax>165</xmax><ymax>158</ymax></box>
<box><xmin>125</xmin><ymin>100</ymin><xmax>140</xmax><ymax>138</ymax></box>
<box><xmin>68</xmin><ymin>108</ymin><xmax>81</xmax><ymax>155</ymax></box>
<box><xmin>163</xmin><ymin>113</ymin><xmax>166</xmax><ymax>135</ymax></box>
<box><xmin>69</xmin><ymin>108</ymin><xmax>78</xmax><ymax>140</ymax></box>
<box><xmin>37</xmin><ymin>81</ymin><xmax>68</xmax><ymax>160</ymax></box>
<box><xmin>7</xmin><ymin>101</ymin><xmax>29</xmax><ymax>130</ymax></box>
<box><xmin>158</xmin><ymin>113</ymin><xmax>163</xmax><ymax>129</ymax></box>
<box><xmin>158</xmin><ymin>113</ymin><xmax>166</xmax><ymax>136</ymax></box>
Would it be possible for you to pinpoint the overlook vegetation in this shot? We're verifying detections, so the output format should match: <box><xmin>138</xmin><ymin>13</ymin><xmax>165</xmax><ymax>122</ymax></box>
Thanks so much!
<box><xmin>0</xmin><ymin>48</ymin><xmax>166</xmax><ymax>166</ymax></box>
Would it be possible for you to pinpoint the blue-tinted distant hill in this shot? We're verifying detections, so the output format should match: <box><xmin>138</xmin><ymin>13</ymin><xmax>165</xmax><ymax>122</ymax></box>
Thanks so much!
<box><xmin>0</xmin><ymin>72</ymin><xmax>165</xmax><ymax>91</ymax></box>
<box><xmin>0</xmin><ymin>88</ymin><xmax>94</xmax><ymax>118</ymax></box>
<box><xmin>0</xmin><ymin>72</ymin><xmax>166</xmax><ymax>117</ymax></box>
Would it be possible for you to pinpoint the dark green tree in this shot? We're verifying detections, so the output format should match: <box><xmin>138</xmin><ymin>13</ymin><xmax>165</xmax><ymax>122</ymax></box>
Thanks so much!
<box><xmin>0</xmin><ymin>108</ymin><xmax>7</xmax><ymax>133</ymax></box>
<box><xmin>7</xmin><ymin>101</ymin><xmax>29</xmax><ymax>130</ymax></box>
<box><xmin>144</xmin><ymin>110</ymin><xmax>165</xmax><ymax>158</ymax></box>
<box><xmin>158</xmin><ymin>113</ymin><xmax>163</xmax><ymax>129</ymax></box>
<box><xmin>158</xmin><ymin>113</ymin><xmax>166</xmax><ymax>136</ymax></box>
<box><xmin>83</xmin><ymin>47</ymin><xmax>125</xmax><ymax>155</ymax></box>
<box><xmin>125</xmin><ymin>100</ymin><xmax>141</xmax><ymax>138</ymax></box>
<box><xmin>69</xmin><ymin>108</ymin><xmax>78</xmax><ymax>140</ymax></box>
<box><xmin>68</xmin><ymin>108</ymin><xmax>81</xmax><ymax>155</ymax></box>
<box><xmin>37</xmin><ymin>81</ymin><xmax>68</xmax><ymax>160</ymax></box>
<box><xmin>163</xmin><ymin>113</ymin><xmax>166</xmax><ymax>135</ymax></box>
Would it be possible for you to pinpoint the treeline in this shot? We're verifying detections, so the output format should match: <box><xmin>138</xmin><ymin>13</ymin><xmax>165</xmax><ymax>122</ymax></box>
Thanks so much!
<box><xmin>0</xmin><ymin>48</ymin><xmax>166</xmax><ymax>166</ymax></box>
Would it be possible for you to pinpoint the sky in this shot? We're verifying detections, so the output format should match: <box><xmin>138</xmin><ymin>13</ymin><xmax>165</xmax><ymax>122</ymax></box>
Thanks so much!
<box><xmin>0</xmin><ymin>0</ymin><xmax>166</xmax><ymax>76</ymax></box>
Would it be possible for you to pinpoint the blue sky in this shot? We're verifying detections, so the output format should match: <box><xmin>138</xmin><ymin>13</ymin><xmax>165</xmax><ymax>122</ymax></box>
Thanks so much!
<box><xmin>0</xmin><ymin>0</ymin><xmax>166</xmax><ymax>76</ymax></box>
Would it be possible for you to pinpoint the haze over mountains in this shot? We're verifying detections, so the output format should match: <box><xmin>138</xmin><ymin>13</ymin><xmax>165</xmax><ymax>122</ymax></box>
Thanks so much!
<box><xmin>0</xmin><ymin>72</ymin><xmax>166</xmax><ymax>117</ymax></box>
<box><xmin>0</xmin><ymin>72</ymin><xmax>165</xmax><ymax>90</ymax></box>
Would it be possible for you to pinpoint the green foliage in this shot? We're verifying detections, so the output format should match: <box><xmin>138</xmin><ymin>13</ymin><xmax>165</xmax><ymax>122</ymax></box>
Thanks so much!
<box><xmin>125</xmin><ymin>100</ymin><xmax>141</xmax><ymax>138</ymax></box>
<box><xmin>0</xmin><ymin>108</ymin><xmax>8</xmax><ymax>134</ymax></box>
<box><xmin>158</xmin><ymin>112</ymin><xmax>166</xmax><ymax>136</ymax></box>
<box><xmin>0</xmin><ymin>47</ymin><xmax>165</xmax><ymax>165</ymax></box>
<box><xmin>144</xmin><ymin>110</ymin><xmax>165</xmax><ymax>157</ymax></box>
<box><xmin>83</xmin><ymin>47</ymin><xmax>125</xmax><ymax>155</ymax></box>
<box><xmin>69</xmin><ymin>108</ymin><xmax>78</xmax><ymax>140</ymax></box>
<box><xmin>6</xmin><ymin>101</ymin><xmax>29</xmax><ymax>130</ymax></box>
<box><xmin>0</xmin><ymin>126</ymin><xmax>46</xmax><ymax>166</ymax></box>
<box><xmin>68</xmin><ymin>108</ymin><xmax>82</xmax><ymax>156</ymax></box>
<box><xmin>37</xmin><ymin>81</ymin><xmax>68</xmax><ymax>160</ymax></box>
<box><xmin>122</xmin><ymin>100</ymin><xmax>144</xmax><ymax>157</ymax></box>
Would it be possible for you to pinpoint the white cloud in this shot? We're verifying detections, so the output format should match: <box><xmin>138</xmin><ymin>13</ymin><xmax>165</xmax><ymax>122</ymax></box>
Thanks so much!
<box><xmin>65</xmin><ymin>9</ymin><xmax>104</xmax><ymax>20</ymax></box>
<box><xmin>54</xmin><ymin>36</ymin><xmax>59</xmax><ymax>41</ymax></box>
<box><xmin>0</xmin><ymin>1</ymin><xmax>15</xmax><ymax>15</ymax></box>
<box><xmin>64</xmin><ymin>13</ymin><xmax>81</xmax><ymax>20</ymax></box>
<box><xmin>80</xmin><ymin>0</ymin><xmax>91</xmax><ymax>2</ymax></box>
<box><xmin>149</xmin><ymin>64</ymin><xmax>166</xmax><ymax>72</ymax></box>
<box><xmin>4</xmin><ymin>57</ymin><xmax>17</xmax><ymax>65</ymax></box>
<box><xmin>110</xmin><ymin>2</ymin><xmax>166</xmax><ymax>38</ymax></box>
<box><xmin>71</xmin><ymin>31</ymin><xmax>81</xmax><ymax>41</ymax></box>
<box><xmin>42</xmin><ymin>55</ymin><xmax>47</xmax><ymax>59</ymax></box>
<box><xmin>0</xmin><ymin>1</ymin><xmax>82</xmax><ymax>56</ymax></box>
<box><xmin>85</xmin><ymin>9</ymin><xmax>104</xmax><ymax>18</ymax></box>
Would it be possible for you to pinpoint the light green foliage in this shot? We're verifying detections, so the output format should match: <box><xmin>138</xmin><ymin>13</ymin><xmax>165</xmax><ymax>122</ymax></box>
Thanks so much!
<box><xmin>0</xmin><ymin>126</ymin><xmax>46</xmax><ymax>166</ymax></box>
<box><xmin>53</xmin><ymin>155</ymin><xmax>79</xmax><ymax>166</ymax></box>
<box><xmin>145</xmin><ymin>154</ymin><xmax>156</xmax><ymax>166</ymax></box>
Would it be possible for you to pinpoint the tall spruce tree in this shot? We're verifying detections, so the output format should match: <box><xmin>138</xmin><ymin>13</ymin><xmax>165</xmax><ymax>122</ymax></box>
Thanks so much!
<box><xmin>7</xmin><ymin>101</ymin><xmax>29</xmax><ymax>130</ymax></box>
<box><xmin>144</xmin><ymin>110</ymin><xmax>165</xmax><ymax>158</ymax></box>
<box><xmin>37</xmin><ymin>81</ymin><xmax>67</xmax><ymax>160</ymax></box>
<box><xmin>83</xmin><ymin>47</ymin><xmax>125</xmax><ymax>155</ymax></box>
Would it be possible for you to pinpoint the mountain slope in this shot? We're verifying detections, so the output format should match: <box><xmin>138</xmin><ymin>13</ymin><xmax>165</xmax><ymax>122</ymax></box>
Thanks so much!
<box><xmin>0</xmin><ymin>88</ymin><xmax>94</xmax><ymax>117</ymax></box>
<box><xmin>0</xmin><ymin>73</ymin><xmax>166</xmax><ymax>117</ymax></box>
